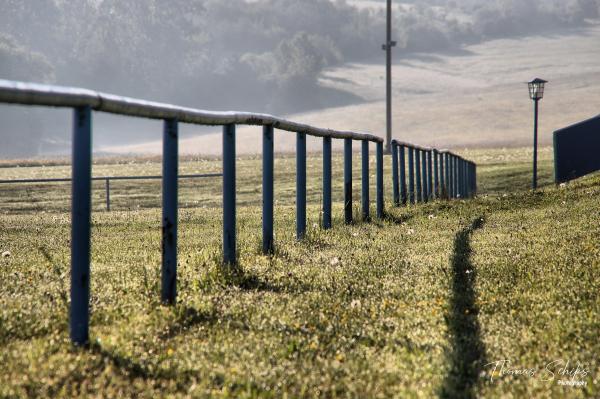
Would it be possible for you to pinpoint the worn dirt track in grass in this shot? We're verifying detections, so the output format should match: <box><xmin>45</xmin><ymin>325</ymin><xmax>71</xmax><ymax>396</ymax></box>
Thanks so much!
<box><xmin>0</xmin><ymin>149</ymin><xmax>598</xmax><ymax>397</ymax></box>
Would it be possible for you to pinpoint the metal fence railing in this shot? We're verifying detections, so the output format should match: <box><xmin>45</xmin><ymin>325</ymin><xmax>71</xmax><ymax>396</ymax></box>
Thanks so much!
<box><xmin>0</xmin><ymin>173</ymin><xmax>222</xmax><ymax>211</ymax></box>
<box><xmin>0</xmin><ymin>79</ymin><xmax>476</xmax><ymax>345</ymax></box>
<box><xmin>391</xmin><ymin>140</ymin><xmax>476</xmax><ymax>204</ymax></box>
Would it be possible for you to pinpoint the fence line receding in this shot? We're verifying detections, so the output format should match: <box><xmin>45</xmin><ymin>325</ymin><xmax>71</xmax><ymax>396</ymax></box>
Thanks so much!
<box><xmin>0</xmin><ymin>79</ymin><xmax>476</xmax><ymax>345</ymax></box>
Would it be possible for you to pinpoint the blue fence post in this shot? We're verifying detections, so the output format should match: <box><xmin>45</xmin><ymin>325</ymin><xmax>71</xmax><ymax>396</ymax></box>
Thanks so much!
<box><xmin>462</xmin><ymin>159</ymin><xmax>466</xmax><ymax>198</ymax></box>
<box><xmin>223</xmin><ymin>124</ymin><xmax>236</xmax><ymax>264</ymax></box>
<box><xmin>446</xmin><ymin>154</ymin><xmax>450</xmax><ymax>199</ymax></box>
<box><xmin>423</xmin><ymin>150</ymin><xmax>429</xmax><ymax>202</ymax></box>
<box><xmin>457</xmin><ymin>158</ymin><xmax>461</xmax><ymax>198</ymax></box>
<box><xmin>471</xmin><ymin>162</ymin><xmax>475</xmax><ymax>198</ymax></box>
<box><xmin>70</xmin><ymin>105</ymin><xmax>92</xmax><ymax>345</ymax></box>
<box><xmin>457</xmin><ymin>158</ymin><xmax>462</xmax><ymax>198</ymax></box>
<box><xmin>445</xmin><ymin>153</ymin><xmax>451</xmax><ymax>199</ymax></box>
<box><xmin>421</xmin><ymin>150</ymin><xmax>427</xmax><ymax>203</ymax></box>
<box><xmin>473</xmin><ymin>163</ymin><xmax>477</xmax><ymax>197</ymax></box>
<box><xmin>433</xmin><ymin>150</ymin><xmax>439</xmax><ymax>199</ymax></box>
<box><xmin>439</xmin><ymin>152</ymin><xmax>445</xmax><ymax>197</ymax></box>
<box><xmin>361</xmin><ymin>140</ymin><xmax>370</xmax><ymax>221</ymax></box>
<box><xmin>468</xmin><ymin>162</ymin><xmax>472</xmax><ymax>197</ymax></box>
<box><xmin>399</xmin><ymin>145</ymin><xmax>407</xmax><ymax>205</ymax></box>
<box><xmin>462</xmin><ymin>159</ymin><xmax>467</xmax><ymax>198</ymax></box>
<box><xmin>469</xmin><ymin>162</ymin><xmax>473</xmax><ymax>198</ymax></box>
<box><xmin>105</xmin><ymin>178</ymin><xmax>110</xmax><ymax>211</ymax></box>
<box><xmin>450</xmin><ymin>155</ymin><xmax>455</xmax><ymax>198</ymax></box>
<box><xmin>415</xmin><ymin>150</ymin><xmax>422</xmax><ymax>202</ymax></box>
<box><xmin>454</xmin><ymin>156</ymin><xmax>459</xmax><ymax>199</ymax></box>
<box><xmin>408</xmin><ymin>147</ymin><xmax>415</xmax><ymax>204</ymax></box>
<box><xmin>344</xmin><ymin>138</ymin><xmax>353</xmax><ymax>224</ymax></box>
<box><xmin>465</xmin><ymin>160</ymin><xmax>471</xmax><ymax>198</ymax></box>
<box><xmin>392</xmin><ymin>141</ymin><xmax>399</xmax><ymax>206</ymax></box>
<box><xmin>450</xmin><ymin>156</ymin><xmax>454</xmax><ymax>198</ymax></box>
<box><xmin>472</xmin><ymin>163</ymin><xmax>476</xmax><ymax>197</ymax></box>
<box><xmin>376</xmin><ymin>141</ymin><xmax>384</xmax><ymax>218</ymax></box>
<box><xmin>447</xmin><ymin>154</ymin><xmax>452</xmax><ymax>199</ymax></box>
<box><xmin>263</xmin><ymin>125</ymin><xmax>274</xmax><ymax>254</ymax></box>
<box><xmin>468</xmin><ymin>162</ymin><xmax>473</xmax><ymax>198</ymax></box>
<box><xmin>458</xmin><ymin>158</ymin><xmax>465</xmax><ymax>198</ymax></box>
<box><xmin>323</xmin><ymin>137</ymin><xmax>332</xmax><ymax>229</ymax></box>
<box><xmin>422</xmin><ymin>149</ymin><xmax>427</xmax><ymax>202</ymax></box>
<box><xmin>452</xmin><ymin>154</ymin><xmax>457</xmax><ymax>199</ymax></box>
<box><xmin>427</xmin><ymin>150</ymin><xmax>433</xmax><ymax>201</ymax></box>
<box><xmin>464</xmin><ymin>161</ymin><xmax>468</xmax><ymax>198</ymax></box>
<box><xmin>461</xmin><ymin>159</ymin><xmax>466</xmax><ymax>198</ymax></box>
<box><xmin>464</xmin><ymin>160</ymin><xmax>468</xmax><ymax>198</ymax></box>
<box><xmin>297</xmin><ymin>132</ymin><xmax>307</xmax><ymax>239</ymax></box>
<box><xmin>161</xmin><ymin>118</ymin><xmax>178</xmax><ymax>304</ymax></box>
<box><xmin>453</xmin><ymin>156</ymin><xmax>457</xmax><ymax>198</ymax></box>
<box><xmin>473</xmin><ymin>163</ymin><xmax>478</xmax><ymax>197</ymax></box>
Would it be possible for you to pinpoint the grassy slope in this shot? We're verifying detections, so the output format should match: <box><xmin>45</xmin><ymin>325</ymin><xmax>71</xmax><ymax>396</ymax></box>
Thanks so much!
<box><xmin>0</xmin><ymin>148</ymin><xmax>598</xmax><ymax>398</ymax></box>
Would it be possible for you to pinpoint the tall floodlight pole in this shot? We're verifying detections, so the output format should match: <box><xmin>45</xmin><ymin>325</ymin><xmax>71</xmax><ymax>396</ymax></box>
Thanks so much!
<box><xmin>382</xmin><ymin>0</ymin><xmax>396</xmax><ymax>153</ymax></box>
<box><xmin>527</xmin><ymin>78</ymin><xmax>548</xmax><ymax>190</ymax></box>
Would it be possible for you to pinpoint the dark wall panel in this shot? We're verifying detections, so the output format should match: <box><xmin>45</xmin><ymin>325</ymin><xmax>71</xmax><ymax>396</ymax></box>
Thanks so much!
<box><xmin>553</xmin><ymin>114</ymin><xmax>600</xmax><ymax>183</ymax></box>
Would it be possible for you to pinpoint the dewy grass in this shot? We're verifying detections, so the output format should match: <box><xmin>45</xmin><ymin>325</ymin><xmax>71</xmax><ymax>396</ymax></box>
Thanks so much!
<box><xmin>0</xmin><ymin>148</ymin><xmax>598</xmax><ymax>398</ymax></box>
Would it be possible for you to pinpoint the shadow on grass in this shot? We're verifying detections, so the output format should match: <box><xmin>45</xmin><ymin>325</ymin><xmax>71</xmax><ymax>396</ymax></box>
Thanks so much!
<box><xmin>88</xmin><ymin>341</ymin><xmax>180</xmax><ymax>381</ymax></box>
<box><xmin>206</xmin><ymin>263</ymin><xmax>312</xmax><ymax>295</ymax></box>
<box><xmin>158</xmin><ymin>306</ymin><xmax>219</xmax><ymax>340</ymax></box>
<box><xmin>441</xmin><ymin>216</ymin><xmax>487</xmax><ymax>399</ymax></box>
<box><xmin>0</xmin><ymin>321</ymin><xmax>63</xmax><ymax>346</ymax></box>
<box><xmin>86</xmin><ymin>341</ymin><xmax>209</xmax><ymax>391</ymax></box>
<box><xmin>234</xmin><ymin>270</ymin><xmax>287</xmax><ymax>293</ymax></box>
<box><xmin>383</xmin><ymin>211</ymin><xmax>413</xmax><ymax>225</ymax></box>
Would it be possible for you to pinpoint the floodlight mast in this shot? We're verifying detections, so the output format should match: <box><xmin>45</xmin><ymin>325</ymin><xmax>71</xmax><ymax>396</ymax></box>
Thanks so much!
<box><xmin>383</xmin><ymin>0</ymin><xmax>397</xmax><ymax>154</ymax></box>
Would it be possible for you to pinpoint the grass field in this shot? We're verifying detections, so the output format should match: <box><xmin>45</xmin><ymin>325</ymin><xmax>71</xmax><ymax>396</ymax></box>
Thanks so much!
<box><xmin>0</xmin><ymin>147</ymin><xmax>598</xmax><ymax>398</ymax></box>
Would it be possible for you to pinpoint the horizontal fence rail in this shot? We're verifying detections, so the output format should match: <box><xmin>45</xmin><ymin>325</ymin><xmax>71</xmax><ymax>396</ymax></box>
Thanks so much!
<box><xmin>0</xmin><ymin>173</ymin><xmax>221</xmax><ymax>211</ymax></box>
<box><xmin>0</xmin><ymin>79</ymin><xmax>476</xmax><ymax>345</ymax></box>
<box><xmin>0</xmin><ymin>80</ymin><xmax>381</xmax><ymax>141</ymax></box>
<box><xmin>0</xmin><ymin>173</ymin><xmax>221</xmax><ymax>183</ymax></box>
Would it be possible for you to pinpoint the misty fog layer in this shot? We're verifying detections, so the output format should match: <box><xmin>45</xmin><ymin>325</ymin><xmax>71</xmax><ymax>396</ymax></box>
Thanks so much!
<box><xmin>1</xmin><ymin>0</ymin><xmax>599</xmax><ymax>157</ymax></box>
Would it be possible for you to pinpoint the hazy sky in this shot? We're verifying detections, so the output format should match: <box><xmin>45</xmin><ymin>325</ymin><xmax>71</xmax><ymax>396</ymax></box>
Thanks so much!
<box><xmin>1</xmin><ymin>0</ymin><xmax>599</xmax><ymax>157</ymax></box>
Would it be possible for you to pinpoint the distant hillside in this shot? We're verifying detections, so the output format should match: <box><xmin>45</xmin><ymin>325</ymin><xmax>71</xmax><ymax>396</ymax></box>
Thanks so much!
<box><xmin>107</xmin><ymin>22</ymin><xmax>600</xmax><ymax>155</ymax></box>
<box><xmin>1</xmin><ymin>0</ymin><xmax>600</xmax><ymax>156</ymax></box>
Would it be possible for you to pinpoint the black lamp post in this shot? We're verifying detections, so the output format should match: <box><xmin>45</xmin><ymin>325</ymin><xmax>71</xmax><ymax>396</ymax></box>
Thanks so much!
<box><xmin>528</xmin><ymin>78</ymin><xmax>547</xmax><ymax>190</ymax></box>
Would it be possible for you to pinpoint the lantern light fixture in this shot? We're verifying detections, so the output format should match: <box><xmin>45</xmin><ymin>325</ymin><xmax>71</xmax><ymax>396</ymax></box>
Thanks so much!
<box><xmin>528</xmin><ymin>78</ymin><xmax>548</xmax><ymax>101</ymax></box>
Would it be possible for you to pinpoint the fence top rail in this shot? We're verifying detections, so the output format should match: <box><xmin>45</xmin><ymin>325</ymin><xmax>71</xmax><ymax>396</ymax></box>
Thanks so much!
<box><xmin>0</xmin><ymin>79</ymin><xmax>383</xmax><ymax>143</ymax></box>
<box><xmin>392</xmin><ymin>139</ymin><xmax>432</xmax><ymax>152</ymax></box>
<box><xmin>436</xmin><ymin>149</ymin><xmax>475</xmax><ymax>164</ymax></box>
<box><xmin>392</xmin><ymin>139</ymin><xmax>470</xmax><ymax>161</ymax></box>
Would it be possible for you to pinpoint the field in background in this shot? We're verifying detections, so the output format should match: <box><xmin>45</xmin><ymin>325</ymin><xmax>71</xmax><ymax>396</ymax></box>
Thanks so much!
<box><xmin>0</xmin><ymin>148</ymin><xmax>598</xmax><ymax>397</ymax></box>
<box><xmin>0</xmin><ymin>146</ymin><xmax>553</xmax><ymax>214</ymax></box>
